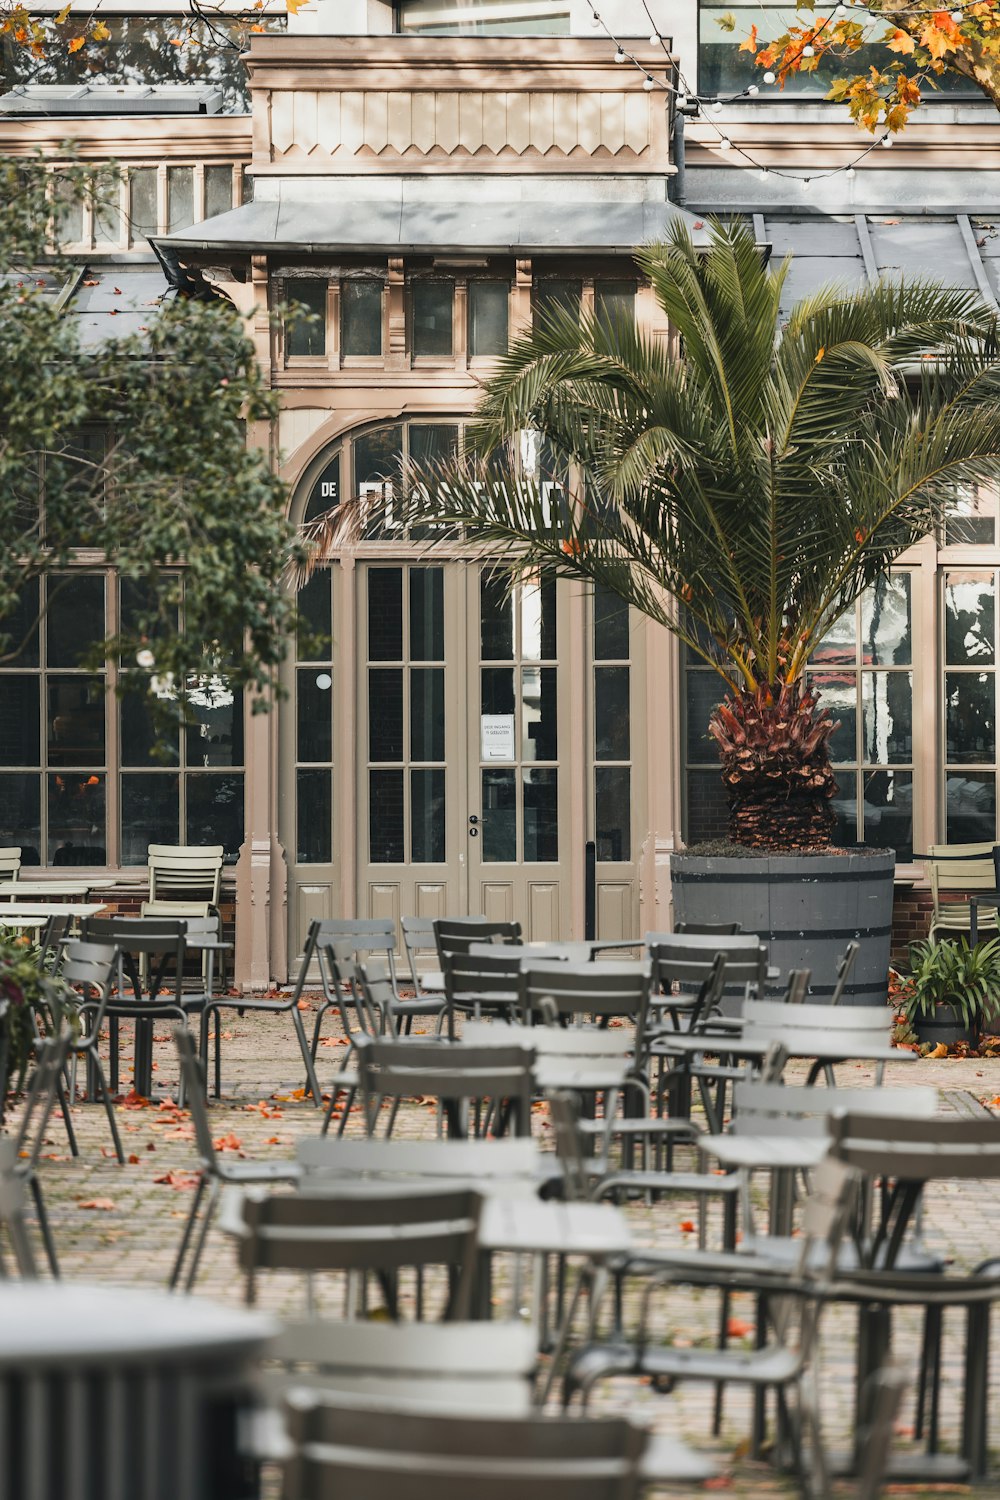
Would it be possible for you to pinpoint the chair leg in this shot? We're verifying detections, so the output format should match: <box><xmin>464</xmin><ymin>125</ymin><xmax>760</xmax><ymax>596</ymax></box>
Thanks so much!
<box><xmin>170</xmin><ymin>1173</ymin><xmax>207</xmax><ymax>1290</ymax></box>
<box><xmin>309</xmin><ymin>1000</ymin><xmax>333</xmax><ymax>1061</ymax></box>
<box><xmin>293</xmin><ymin>1006</ymin><xmax>322</xmax><ymax>1107</ymax></box>
<box><xmin>55</xmin><ymin>1070</ymin><xmax>78</xmax><ymax>1157</ymax></box>
<box><xmin>184</xmin><ymin>1177</ymin><xmax>221</xmax><ymax>1292</ymax></box>
<box><xmin>92</xmin><ymin>1053</ymin><xmax>125</xmax><ymax>1164</ymax></box>
<box><xmin>28</xmin><ymin>1175</ymin><xmax>59</xmax><ymax>1278</ymax></box>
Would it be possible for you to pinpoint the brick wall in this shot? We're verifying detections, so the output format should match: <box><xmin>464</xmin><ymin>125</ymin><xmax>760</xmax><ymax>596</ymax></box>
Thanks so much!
<box><xmin>891</xmin><ymin>884</ymin><xmax>933</xmax><ymax>966</ymax></box>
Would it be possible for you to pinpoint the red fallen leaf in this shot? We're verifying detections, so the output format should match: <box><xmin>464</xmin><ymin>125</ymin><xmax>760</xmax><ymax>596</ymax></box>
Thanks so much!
<box><xmin>82</xmin><ymin>278</ymin><xmax>100</xmax><ymax>286</ymax></box>
<box><xmin>266</xmin><ymin>1135</ymin><xmax>282</xmax><ymax>1145</ymax></box>
<box><xmin>297</xmin><ymin>998</ymin><xmax>313</xmax><ymax>1011</ymax></box>
<box><xmin>153</xmin><ymin>1170</ymin><xmax>199</xmax><ymax>1189</ymax></box>
<box><xmin>679</xmin><ymin>1220</ymin><xmax>696</xmax><ymax>1234</ymax></box>
<box><xmin>212</xmin><ymin>1132</ymin><xmax>243</xmax><ymax>1153</ymax></box>
<box><xmin>127</xmin><ymin>1153</ymin><xmax>140</xmax><ymax>1164</ymax></box>
<box><xmin>727</xmin><ymin>1318</ymin><xmax>754</xmax><ymax>1338</ymax></box>
<box><xmin>146</xmin><ymin>1141</ymin><xmax>156</xmax><ymax>1151</ymax></box>
<box><xmin>116</xmin><ymin>1088</ymin><xmax>152</xmax><ymax>1109</ymax></box>
<box><xmin>78</xmin><ymin>1197</ymin><xmax>116</xmax><ymax>1210</ymax></box>
<box><xmin>693</xmin><ymin>220</ymin><xmax>705</xmax><ymax>229</ymax></box>
<box><xmin>162</xmin><ymin>1126</ymin><xmax>195</xmax><ymax>1141</ymax></box>
<box><xmin>113</xmin><ymin>286</ymin><xmax>122</xmax><ymax>294</ymax></box>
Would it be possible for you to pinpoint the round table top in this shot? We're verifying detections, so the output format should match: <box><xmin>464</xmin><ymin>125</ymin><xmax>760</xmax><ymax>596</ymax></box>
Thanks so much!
<box><xmin>0</xmin><ymin>1283</ymin><xmax>277</xmax><ymax>1369</ymax></box>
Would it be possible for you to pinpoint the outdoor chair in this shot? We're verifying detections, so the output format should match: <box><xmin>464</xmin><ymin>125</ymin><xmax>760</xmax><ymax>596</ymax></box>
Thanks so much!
<box><xmin>168</xmin><ymin>1028</ymin><xmax>302</xmax><ymax>1292</ymax></box>
<box><xmin>62</xmin><ymin>938</ymin><xmax>126</xmax><ymax>1163</ymax></box>
<box><xmin>926</xmin><ymin>841</ymin><xmax>999</xmax><ymax>941</ymax></box>
<box><xmin>0</xmin><ymin>847</ymin><xmax>21</xmax><ymax>884</ymax></box>
<box><xmin>141</xmin><ymin>842</ymin><xmax>224</xmax><ymax>988</ymax></box>
<box><xmin>646</xmin><ymin>934</ymin><xmax>769</xmax><ymax>1028</ymax></box>
<box><xmin>739</xmin><ymin>997</ymin><xmax>901</xmax><ymax>1084</ymax></box>
<box><xmin>829</xmin><ymin>940</ymin><xmax>861</xmax><ymax>1005</ymax></box>
<box><xmin>441</xmin><ymin>945</ymin><xmax>524</xmax><ymax>1040</ymax></box>
<box><xmin>306</xmin><ymin>919</ymin><xmax>407</xmax><ymax>1055</ymax></box>
<box><xmin>355</xmin><ymin>1035</ymin><xmax>536</xmax><ymax>1139</ymax></box>
<box><xmin>278</xmin><ymin>1393</ymin><xmax>717</xmax><ymax>1500</ymax></box>
<box><xmin>0</xmin><ymin>1029</ymin><xmax>71</xmax><ymax>1276</ymax></box>
<box><xmin>674</xmin><ymin>920</ymin><xmax>743</xmax><ymax>935</ymax></box>
<box><xmin>237</xmin><ymin>1182</ymin><xmax>483</xmax><ymax>1319</ymax></box>
<box><xmin>434</xmin><ymin>916</ymin><xmax>522</xmax><ymax>962</ymax></box>
<box><xmin>363</xmin><ymin>955</ymin><xmax>447</xmax><ymax>1037</ymax></box>
<box><xmin>313</xmin><ymin>942</ymin><xmax>380</xmax><ymax>1135</ymax></box>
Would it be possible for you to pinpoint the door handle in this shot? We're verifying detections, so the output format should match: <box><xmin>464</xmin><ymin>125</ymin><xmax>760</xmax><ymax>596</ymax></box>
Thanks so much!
<box><xmin>469</xmin><ymin>814</ymin><xmax>479</xmax><ymax>838</ymax></box>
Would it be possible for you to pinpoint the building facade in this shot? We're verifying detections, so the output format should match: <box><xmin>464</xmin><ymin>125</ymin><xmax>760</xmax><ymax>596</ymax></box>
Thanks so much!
<box><xmin>3</xmin><ymin>0</ymin><xmax>1000</xmax><ymax>984</ymax></box>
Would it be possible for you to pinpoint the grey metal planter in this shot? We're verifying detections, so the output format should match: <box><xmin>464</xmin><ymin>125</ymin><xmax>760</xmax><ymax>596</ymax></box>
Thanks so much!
<box><xmin>912</xmin><ymin>1006</ymin><xmax>977</xmax><ymax>1050</ymax></box>
<box><xmin>670</xmin><ymin>847</ymin><xmax>896</xmax><ymax>1006</ymax></box>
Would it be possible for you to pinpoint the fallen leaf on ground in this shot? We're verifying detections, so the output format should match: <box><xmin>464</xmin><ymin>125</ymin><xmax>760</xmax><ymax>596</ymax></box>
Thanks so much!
<box><xmin>78</xmin><ymin>1198</ymin><xmax>117</xmax><ymax>1211</ymax></box>
<box><xmin>679</xmin><ymin>1220</ymin><xmax>696</xmax><ymax>1234</ymax></box>
<box><xmin>926</xmin><ymin>1042</ymin><xmax>949</xmax><ymax>1059</ymax></box>
<box><xmin>212</xmin><ymin>1132</ymin><xmax>243</xmax><ymax>1153</ymax></box>
<box><xmin>127</xmin><ymin>1153</ymin><xmax>140</xmax><ymax>1164</ymax></box>
<box><xmin>726</xmin><ymin>1318</ymin><xmax>754</xmax><ymax>1338</ymax></box>
<box><xmin>152</xmin><ymin>1170</ymin><xmax>200</xmax><ymax>1189</ymax></box>
<box><xmin>115</xmin><ymin>1088</ymin><xmax>152</xmax><ymax>1109</ymax></box>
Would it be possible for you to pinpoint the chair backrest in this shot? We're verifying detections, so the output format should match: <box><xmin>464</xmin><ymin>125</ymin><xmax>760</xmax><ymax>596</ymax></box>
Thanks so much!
<box><xmin>673</xmin><ymin>920</ymin><xmax>743</xmax><ymax>935</ymax></box>
<box><xmin>731</xmin><ymin>1081</ymin><xmax>939</xmax><ymax>1139</ymax></box>
<box><xmin>306</xmin><ymin>918</ymin><xmax>400</xmax><ymax>992</ymax></box>
<box><xmin>38</xmin><ymin>912</ymin><xmax>73</xmax><ymax>972</ymax></box>
<box><xmin>81</xmin><ymin>916</ymin><xmax>186</xmax><ymax>1002</ymax></box>
<box><xmin>59</xmin><ymin>939</ymin><xmax>120</xmax><ymax>1027</ymax></box>
<box><xmin>280</xmin><ymin>1393</ymin><xmax>648</xmax><ymax>1500</ymax></box>
<box><xmin>240</xmin><ymin>1184</ymin><xmax>483</xmax><ymax>1316</ymax></box>
<box><xmin>147</xmin><ymin>843</ymin><xmax>223</xmax><ymax>904</ymax></box>
<box><xmin>927</xmin><ymin>842</ymin><xmax>999</xmax><ymax>903</ymax></box>
<box><xmin>741</xmin><ymin>998</ymin><xmax>891</xmax><ymax>1056</ymax></box>
<box><xmin>441</xmin><ymin>948</ymin><xmax>524</xmax><ymax>1039</ymax></box>
<box><xmin>648</xmin><ymin>939</ymin><xmax>766</xmax><ymax>1028</ymax></box>
<box><xmin>0</xmin><ymin>848</ymin><xmax>21</xmax><ymax>883</ymax></box>
<box><xmin>173</xmin><ymin>1027</ymin><xmax>217</xmax><ymax>1168</ymax></box>
<box><xmin>547</xmin><ymin>1089</ymin><xmax>597</xmax><ymax>1200</ymax></box>
<box><xmin>781</xmin><ymin>970</ymin><xmax>812</xmax><ymax>1005</ymax></box>
<box><xmin>297</xmin><ymin>1135</ymin><xmax>541</xmax><ymax>1184</ymax></box>
<box><xmin>518</xmin><ymin>960</ymin><xmax>652</xmax><ymax>1046</ymax></box>
<box><xmin>829</xmin><ymin>941</ymin><xmax>860</xmax><ymax>1006</ymax></box>
<box><xmin>322</xmin><ymin>946</ymin><xmax>382</xmax><ymax>1041</ymax></box>
<box><xmin>356</xmin><ymin>1037</ymin><xmax>536</xmax><ymax>1139</ymax></box>
<box><xmin>401</xmin><ymin>916</ymin><xmax>443</xmax><ymax>984</ymax></box>
<box><xmin>434</xmin><ymin>918</ymin><xmax>522</xmax><ymax>962</ymax></box>
<box><xmin>0</xmin><ymin>1138</ymin><xmax>37</xmax><ymax>1276</ymax></box>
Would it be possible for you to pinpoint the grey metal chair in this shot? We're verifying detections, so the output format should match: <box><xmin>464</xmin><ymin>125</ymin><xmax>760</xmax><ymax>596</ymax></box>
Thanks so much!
<box><xmin>0</xmin><ymin>1029</ymin><xmax>71</xmax><ymax>1276</ymax></box>
<box><xmin>441</xmin><ymin>946</ymin><xmax>524</xmax><ymax>1040</ymax></box>
<box><xmin>674</xmin><ymin>920</ymin><xmax>743</xmax><ymax>935</ymax></box>
<box><xmin>355</xmin><ymin>1035</ymin><xmax>536</xmax><ymax>1139</ymax></box>
<box><xmin>362</xmin><ymin>954</ymin><xmax>448</xmax><ymax>1037</ymax></box>
<box><xmin>308</xmin><ymin>918</ymin><xmax>405</xmax><ymax>1053</ymax></box>
<box><xmin>434</xmin><ymin>916</ymin><xmax>522</xmax><ymax>961</ymax></box>
<box><xmin>63</xmin><ymin>938</ymin><xmax>126</xmax><ymax>1163</ymax></box>
<box><xmin>168</xmin><ymin>1028</ymin><xmax>302</xmax><ymax>1291</ymax></box>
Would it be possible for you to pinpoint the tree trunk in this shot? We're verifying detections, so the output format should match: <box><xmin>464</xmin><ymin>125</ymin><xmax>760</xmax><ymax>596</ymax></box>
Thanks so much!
<box><xmin>707</xmin><ymin>680</ymin><xmax>840</xmax><ymax>851</ymax></box>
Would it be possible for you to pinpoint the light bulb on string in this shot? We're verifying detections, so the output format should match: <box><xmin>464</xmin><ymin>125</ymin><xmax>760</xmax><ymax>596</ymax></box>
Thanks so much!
<box><xmin>746</xmin><ymin>83</ymin><xmax>759</xmax><ymax>94</ymax></box>
<box><xmin>802</xmin><ymin>43</ymin><xmax>815</xmax><ymax>54</ymax></box>
<box><xmin>801</xmin><ymin>176</ymin><xmax>812</xmax><ymax>191</ymax></box>
<box><xmin>845</xmin><ymin>165</ymin><xmax>856</xmax><ymax>178</ymax></box>
<box><xmin>880</xmin><ymin>133</ymin><xmax>893</xmax><ymax>147</ymax></box>
<box><xmin>590</xmin><ymin>10</ymin><xmax>601</xmax><ymax>26</ymax></box>
<box><xmin>759</xmin><ymin>167</ymin><xmax>770</xmax><ymax>181</ymax></box>
<box><xmin>648</xmin><ymin>32</ymin><xmax>660</xmax><ymax>45</ymax></box>
<box><xmin>951</xmin><ymin>8</ymin><xmax>963</xmax><ymax>19</ymax></box>
<box><xmin>642</xmin><ymin>74</ymin><xmax>655</xmax><ymax>90</ymax></box>
<box><xmin>719</xmin><ymin>137</ymin><xmax>733</xmax><ymax>151</ymax></box>
<box><xmin>614</xmin><ymin>47</ymin><xmax>625</xmax><ymax>61</ymax></box>
<box><xmin>711</xmin><ymin>99</ymin><xmax>724</xmax><ymax>113</ymax></box>
<box><xmin>763</xmin><ymin>70</ymin><xmax>776</xmax><ymax>83</ymax></box>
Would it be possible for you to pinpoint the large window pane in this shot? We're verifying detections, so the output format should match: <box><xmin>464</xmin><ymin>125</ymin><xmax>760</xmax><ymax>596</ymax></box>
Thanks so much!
<box><xmin>945</xmin><ymin>489</ymin><xmax>995</xmax><ymax>546</ymax></box>
<box><xmin>860</xmin><ymin>575</ymin><xmax>911</xmax><ymax>666</ymax></box>
<box><xmin>369</xmin><ymin>669</ymin><xmax>404</xmax><ymax>760</ymax></box>
<box><xmin>92</xmin><ymin>168</ymin><xmax>121</xmax><ymax>245</ymax></box>
<box><xmin>945</xmin><ymin>573</ymin><xmax>995</xmax><ymax>665</ymax></box>
<box><xmin>0</xmin><ymin>775</ymin><xmax>41</xmax><ymax>865</ymax></box>
<box><xmin>861</xmin><ymin>672</ymin><xmax>912</xmax><ymax>764</ymax></box>
<box><xmin>120</xmin><ymin>773</ymin><xmax>179</xmax><ymax>865</ymax></box>
<box><xmin>399</xmin><ymin>0</ymin><xmax>570</xmax><ymax>34</ymax></box>
<box><xmin>341</xmin><ymin>280</ymin><xmax>383</xmax><ymax>357</ymax></box>
<box><xmin>594</xmin><ymin>587</ymin><xmax>629</xmax><ymax>660</ymax></box>
<box><xmin>204</xmin><ymin>165</ymin><xmax>234</xmax><ymax>219</ymax></box>
<box><xmin>595</xmin><ymin>767</ymin><xmax>630</xmax><ymax>862</ymax></box>
<box><xmin>481</xmin><ymin>572</ymin><xmax>513</xmax><ymax>660</ymax></box>
<box><xmin>47</xmin><ymin>574</ymin><xmax>105</xmax><ymax>667</ymax></box>
<box><xmin>411</xmin><ymin>769</ymin><xmax>445</xmax><ymax>863</ymax></box>
<box><xmin>946</xmin><ymin>672</ymin><xmax>995</xmax><ymax>763</ymax></box>
<box><xmin>481</xmin><ymin>667</ymin><xmax>516</xmax><ymax>717</ymax></box>
<box><xmin>297</xmin><ymin>768</ymin><xmax>332</xmax><ymax>864</ymax></box>
<box><xmin>48</xmin><ymin>772</ymin><xmax>106</xmax><ymax>864</ymax></box>
<box><xmin>522</xmin><ymin>577</ymin><xmax>556</xmax><ymax>660</ymax></box>
<box><xmin>297</xmin><ymin>669</ymin><xmax>333</xmax><ymax>763</ymax></box>
<box><xmin>47</xmin><ymin>677</ymin><xmax>105</xmax><ymax>767</ymax></box>
<box><xmin>862</xmin><ymin>770</ymin><xmax>912</xmax><ymax>862</ymax></box>
<box><xmin>0</xmin><ymin>677</ymin><xmax>39</xmax><ymax>766</ymax></box>
<box><xmin>296</xmin><ymin>571</ymin><xmax>332</xmax><ymax>658</ymax></box>
<box><xmin>809</xmin><ymin>671</ymin><xmax>857</xmax><ymax>764</ymax></box>
<box><xmin>129</xmin><ymin>167</ymin><xmax>158</xmax><ymax>244</ymax></box>
<box><xmin>685</xmin><ymin>769</ymin><xmax>730</xmax><ymax>844</ymax></box>
<box><xmin>523</xmin><ymin>768</ymin><xmax>558</xmax><ymax>861</ymax></box>
<box><xmin>686</xmin><ymin>673</ymin><xmax>721</xmax><ymax>763</ymax></box>
<box><xmin>186</xmin><ymin>681</ymin><xmax>243</xmax><ymax>767</ymax></box>
<box><xmin>830</xmin><ymin>770</ymin><xmax>858</xmax><ymax>847</ymax></box>
<box><xmin>368</xmin><ymin>569</ymin><xmax>403</xmax><ymax>660</ymax></box>
<box><xmin>595</xmin><ymin>666</ymin><xmax>628</xmax><ymax>761</ymax></box>
<box><xmin>1</xmin><ymin>580</ymin><xmax>40</xmax><ymax>667</ymax></box>
<box><xmin>595</xmin><ymin>281</ymin><xmax>635</xmax><ymax>332</ymax></box>
<box><xmin>811</xmin><ymin>610</ymin><xmax>856</xmax><ymax>666</ymax></box>
<box><xmin>410</xmin><ymin>669</ymin><xmax>445</xmax><ymax>762</ymax></box>
<box><xmin>167</xmin><ymin>165</ymin><xmax>194</xmax><ymax>233</ymax></box>
<box><xmin>534</xmin><ymin>279</ymin><xmax>580</xmax><ymax>324</ymax></box>
<box><xmin>468</xmin><ymin>281</ymin><xmax>508</xmax><ymax>356</ymax></box>
<box><xmin>120</xmin><ymin>683</ymin><xmax>179</xmax><ymax>766</ymax></box>
<box><xmin>946</xmin><ymin>771</ymin><xmax>996</xmax><ymax>844</ymax></box>
<box><xmin>522</xmin><ymin>667</ymin><xmax>557</xmax><ymax>761</ymax></box>
<box><xmin>412</xmin><ymin>282</ymin><xmax>453</xmax><ymax>357</ymax></box>
<box><xmin>186</xmin><ymin>773</ymin><xmax>243</xmax><ymax>857</ymax></box>
<box><xmin>286</xmin><ymin>280</ymin><xmax>327</xmax><ymax>358</ymax></box>
<box><xmin>370</xmin><ymin>769</ymin><xmax>404</xmax><ymax>862</ymax></box>
<box><xmin>409</xmin><ymin>568</ymin><xmax>444</xmax><ymax>661</ymax></box>
<box><xmin>482</xmin><ymin>768</ymin><xmax>516</xmax><ymax>862</ymax></box>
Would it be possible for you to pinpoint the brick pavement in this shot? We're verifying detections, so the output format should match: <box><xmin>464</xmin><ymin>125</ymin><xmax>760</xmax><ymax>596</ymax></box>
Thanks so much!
<box><xmin>10</xmin><ymin>1001</ymin><xmax>1000</xmax><ymax>1497</ymax></box>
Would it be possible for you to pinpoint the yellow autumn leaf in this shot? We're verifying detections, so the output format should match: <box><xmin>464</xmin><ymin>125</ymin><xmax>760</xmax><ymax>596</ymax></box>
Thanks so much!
<box><xmin>285</xmin><ymin>0</ymin><xmax>310</xmax><ymax>13</ymax></box>
<box><xmin>67</xmin><ymin>33</ymin><xmax>85</xmax><ymax>51</ymax></box>
<box><xmin>885</xmin><ymin>27</ymin><xmax>916</xmax><ymax>53</ymax></box>
<box><xmin>92</xmin><ymin>19</ymin><xmax>110</xmax><ymax>40</ymax></box>
<box><xmin>739</xmin><ymin>23</ymin><xmax>758</xmax><ymax>52</ymax></box>
<box><xmin>920</xmin><ymin>20</ymin><xmax>956</xmax><ymax>57</ymax></box>
<box><xmin>54</xmin><ymin>2</ymin><xmax>70</xmax><ymax>23</ymax></box>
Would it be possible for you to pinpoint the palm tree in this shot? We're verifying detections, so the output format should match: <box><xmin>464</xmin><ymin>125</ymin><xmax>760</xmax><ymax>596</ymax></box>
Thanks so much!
<box><xmin>316</xmin><ymin>219</ymin><xmax>1000</xmax><ymax>851</ymax></box>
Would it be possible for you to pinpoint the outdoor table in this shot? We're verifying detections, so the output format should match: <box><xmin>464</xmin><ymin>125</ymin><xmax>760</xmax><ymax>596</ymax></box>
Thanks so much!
<box><xmin>0</xmin><ymin>1281</ymin><xmax>276</xmax><ymax>1500</ymax></box>
<box><xmin>0</xmin><ymin>879</ymin><xmax>117</xmax><ymax>900</ymax></box>
<box><xmin>112</xmin><ymin>926</ymin><xmax>231</xmax><ymax>1097</ymax></box>
<box><xmin>0</xmin><ymin>900</ymin><xmax>108</xmax><ymax>923</ymax></box>
<box><xmin>462</xmin><ymin>1018</ymin><xmax>631</xmax><ymax>1095</ymax></box>
<box><xmin>651</xmin><ymin>1027</ymin><xmax>912</xmax><ymax>1084</ymax></box>
<box><xmin>420</xmin><ymin>936</ymin><xmax>646</xmax><ymax>995</ymax></box>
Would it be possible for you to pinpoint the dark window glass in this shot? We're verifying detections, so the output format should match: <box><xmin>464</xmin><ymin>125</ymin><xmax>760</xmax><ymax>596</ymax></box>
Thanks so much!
<box><xmin>595</xmin><ymin>281</ymin><xmax>635</xmax><ymax>332</ymax></box>
<box><xmin>945</xmin><ymin>573</ymin><xmax>995</xmax><ymax>666</ymax></box>
<box><xmin>0</xmin><ymin>677</ymin><xmax>39</xmax><ymax>765</ymax></box>
<box><xmin>946</xmin><ymin>771</ymin><xmax>996</xmax><ymax>844</ymax></box>
<box><xmin>241</xmin><ymin>169</ymin><xmax>254</xmax><ymax>204</ymax></box>
<box><xmin>862</xmin><ymin>769</ymin><xmax>912</xmax><ymax>862</ymax></box>
<box><xmin>594</xmin><ymin>587</ymin><xmax>628</xmax><ymax>660</ymax></box>
<box><xmin>534</xmin><ymin>279</ymin><xmax>580</xmax><ymax>325</ymax></box>
<box><xmin>120</xmin><ymin>683</ymin><xmax>179</xmax><ymax>766</ymax></box>
<box><xmin>370</xmin><ymin>769</ymin><xmax>404</xmax><ymax>862</ymax></box>
<box><xmin>186</xmin><ymin>773</ymin><xmax>243</xmax><ymax>857</ymax></box>
<box><xmin>860</xmin><ymin>575</ymin><xmax>911</xmax><ymax>666</ymax></box>
<box><xmin>47</xmin><ymin>575</ymin><xmax>104</xmax><ymax>667</ymax></box>
<box><xmin>685</xmin><ymin>769</ymin><xmax>730</xmax><ymax>844</ymax></box>
<box><xmin>411</xmin><ymin>768</ymin><xmax>445</xmax><ymax>862</ymax></box>
<box><xmin>296</xmin><ymin>571</ymin><xmax>332</xmax><ymax>659</ymax></box>
<box><xmin>303</xmin><ymin>453</ymin><xmax>341</xmax><ymax>525</ymax></box>
<box><xmin>482</xmin><ymin>768</ymin><xmax>516</xmax><ymax>862</ymax></box>
<box><xmin>409</xmin><ymin>424</ymin><xmax>459</xmax><ymax>468</ymax></box>
<box><xmin>167</xmin><ymin>166</ymin><xmax>194</xmax><ymax>234</ymax></box>
<box><xmin>369</xmin><ymin>570</ymin><xmax>403</xmax><ymax>661</ymax></box>
<box><xmin>48</xmin><ymin>772</ymin><xmax>106</xmax><ymax>865</ymax></box>
<box><xmin>0</xmin><ymin>774</ymin><xmax>40</xmax><ymax>865</ymax></box>
<box><xmin>410</xmin><ymin>669</ymin><xmax>445</xmax><ymax>761</ymax></box>
<box><xmin>945</xmin><ymin>490</ymin><xmax>995</xmax><ymax>545</ymax></box>
<box><xmin>522</xmin><ymin>578</ymin><xmax>556</xmax><ymax>660</ymax></box>
<box><xmin>204</xmin><ymin>165</ymin><xmax>234</xmax><ymax>219</ymax></box>
<box><xmin>522</xmin><ymin>667</ymin><xmax>557</xmax><ymax>761</ymax></box>
<box><xmin>482</xmin><ymin>667</ymin><xmax>516</xmax><ymax>717</ymax></box>
<box><xmin>186</xmin><ymin>682</ymin><xmax>243</xmax><ymax>768</ymax></box>
<box><xmin>297</xmin><ymin>768</ymin><xmax>332</xmax><ymax>864</ymax></box>
<box><xmin>120</xmin><ymin>773</ymin><xmax>179</xmax><ymax>864</ymax></box>
<box><xmin>946</xmin><ymin>672</ymin><xmax>995</xmax><ymax>764</ymax></box>
<box><xmin>119</xmin><ymin>576</ymin><xmax>180</xmax><ymax>659</ymax></box>
<box><xmin>468</xmin><ymin>281</ymin><xmax>509</xmax><ymax>356</ymax></box>
<box><xmin>47</xmin><ymin>677</ymin><xmax>105</xmax><ymax>767</ymax></box>
<box><xmin>297</xmin><ymin>669</ymin><xmax>333</xmax><ymax>763</ymax></box>
<box><xmin>523</xmin><ymin>768</ymin><xmax>558</xmax><ymax>861</ymax></box>
<box><xmin>369</xmin><ymin>669</ymin><xmax>404</xmax><ymax>761</ymax></box>
<box><xmin>685</xmin><ymin>673</ymin><xmax>721</xmax><ymax>763</ymax></box>
<box><xmin>830</xmin><ymin>770</ymin><xmax>858</xmax><ymax>847</ymax></box>
<box><xmin>595</xmin><ymin>766</ymin><xmax>630</xmax><ymax>862</ymax></box>
<box><xmin>355</xmin><ymin>426</ymin><xmax>403</xmax><ymax>488</ymax></box>
<box><xmin>286</xmin><ymin>280</ymin><xmax>327</xmax><ymax>358</ymax></box>
<box><xmin>595</xmin><ymin>666</ymin><xmax>629</xmax><ymax>761</ymax></box>
<box><xmin>412</xmin><ymin>281</ymin><xmax>453</xmax><ymax>357</ymax></box>
<box><xmin>808</xmin><ymin>672</ymin><xmax>857</xmax><ymax>764</ymax></box>
<box><xmin>481</xmin><ymin>572</ymin><xmax>513</xmax><ymax>659</ymax></box>
<box><xmin>129</xmin><ymin>167</ymin><xmax>157</xmax><ymax>244</ymax></box>
<box><xmin>341</xmin><ymin>280</ymin><xmax>383</xmax><ymax>357</ymax></box>
<box><xmin>410</xmin><ymin>568</ymin><xmax>444</xmax><ymax>661</ymax></box>
<box><xmin>0</xmin><ymin>580</ymin><xmax>40</xmax><ymax>667</ymax></box>
<box><xmin>861</xmin><ymin>672</ymin><xmax>912</xmax><ymax>764</ymax></box>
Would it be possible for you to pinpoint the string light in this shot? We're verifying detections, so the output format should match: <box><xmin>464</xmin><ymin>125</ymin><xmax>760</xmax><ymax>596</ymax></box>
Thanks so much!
<box><xmin>584</xmin><ymin>0</ymin><xmax>900</xmax><ymax>191</ymax></box>
<box><xmin>802</xmin><ymin>43</ymin><xmax>815</xmax><ymax>55</ymax></box>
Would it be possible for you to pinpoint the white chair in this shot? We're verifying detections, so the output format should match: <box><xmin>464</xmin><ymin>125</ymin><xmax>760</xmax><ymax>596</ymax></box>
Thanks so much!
<box><xmin>0</xmin><ymin>848</ymin><xmax>21</xmax><ymax>884</ymax></box>
<box><xmin>927</xmin><ymin>842</ymin><xmax>999</xmax><ymax>940</ymax></box>
<box><xmin>141</xmin><ymin>844</ymin><xmax>225</xmax><ymax>987</ymax></box>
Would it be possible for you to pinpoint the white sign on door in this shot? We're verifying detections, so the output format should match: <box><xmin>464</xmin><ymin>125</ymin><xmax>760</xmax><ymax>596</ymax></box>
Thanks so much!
<box><xmin>481</xmin><ymin>714</ymin><xmax>515</xmax><ymax>760</ymax></box>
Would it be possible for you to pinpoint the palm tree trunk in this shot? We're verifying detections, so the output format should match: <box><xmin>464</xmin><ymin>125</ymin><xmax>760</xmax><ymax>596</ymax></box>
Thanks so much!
<box><xmin>708</xmin><ymin>681</ymin><xmax>840</xmax><ymax>851</ymax></box>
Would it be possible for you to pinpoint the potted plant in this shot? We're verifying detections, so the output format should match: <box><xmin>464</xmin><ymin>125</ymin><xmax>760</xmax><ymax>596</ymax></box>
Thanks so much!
<box><xmin>0</xmin><ymin>933</ymin><xmax>75</xmax><ymax>1123</ymax></box>
<box><xmin>311</xmin><ymin>220</ymin><xmax>1000</xmax><ymax>1002</ymax></box>
<box><xmin>901</xmin><ymin>936</ymin><xmax>1000</xmax><ymax>1048</ymax></box>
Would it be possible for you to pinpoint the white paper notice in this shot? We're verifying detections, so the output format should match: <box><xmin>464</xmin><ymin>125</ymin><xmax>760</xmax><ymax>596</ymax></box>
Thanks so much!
<box><xmin>481</xmin><ymin>714</ymin><xmax>516</xmax><ymax>760</ymax></box>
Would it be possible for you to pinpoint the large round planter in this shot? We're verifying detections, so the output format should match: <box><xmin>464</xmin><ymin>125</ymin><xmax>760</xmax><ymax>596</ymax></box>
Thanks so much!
<box><xmin>912</xmin><ymin>1006</ymin><xmax>977</xmax><ymax>1050</ymax></box>
<box><xmin>670</xmin><ymin>847</ymin><xmax>895</xmax><ymax>1006</ymax></box>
